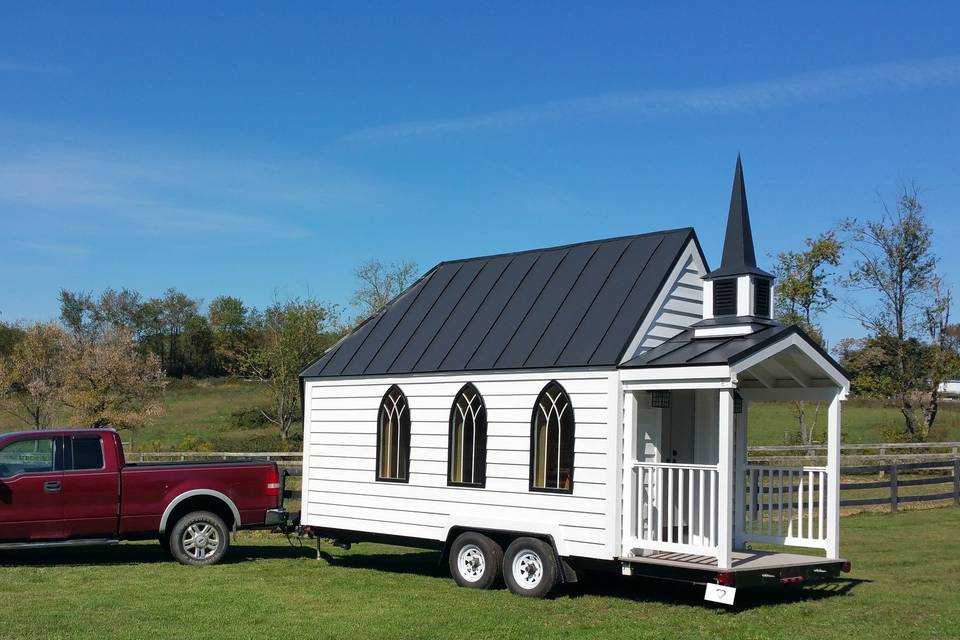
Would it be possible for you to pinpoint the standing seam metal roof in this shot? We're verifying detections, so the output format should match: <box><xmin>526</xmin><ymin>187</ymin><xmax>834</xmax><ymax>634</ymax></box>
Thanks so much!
<box><xmin>301</xmin><ymin>228</ymin><xmax>702</xmax><ymax>378</ymax></box>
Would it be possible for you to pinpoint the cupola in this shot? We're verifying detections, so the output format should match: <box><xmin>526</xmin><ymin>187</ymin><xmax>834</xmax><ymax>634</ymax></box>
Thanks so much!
<box><xmin>694</xmin><ymin>155</ymin><xmax>777</xmax><ymax>338</ymax></box>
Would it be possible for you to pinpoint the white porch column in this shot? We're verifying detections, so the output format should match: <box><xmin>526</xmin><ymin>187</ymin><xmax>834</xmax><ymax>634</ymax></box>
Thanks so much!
<box><xmin>620</xmin><ymin>390</ymin><xmax>637</xmax><ymax>555</ymax></box>
<box><xmin>733</xmin><ymin>398</ymin><xmax>748</xmax><ymax>548</ymax></box>
<box><xmin>717</xmin><ymin>389</ymin><xmax>735</xmax><ymax>569</ymax></box>
<box><xmin>825</xmin><ymin>392</ymin><xmax>842</xmax><ymax>559</ymax></box>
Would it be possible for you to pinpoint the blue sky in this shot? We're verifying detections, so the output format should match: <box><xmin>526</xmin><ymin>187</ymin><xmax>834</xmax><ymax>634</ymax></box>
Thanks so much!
<box><xmin>1</xmin><ymin>2</ymin><xmax>958</xmax><ymax>348</ymax></box>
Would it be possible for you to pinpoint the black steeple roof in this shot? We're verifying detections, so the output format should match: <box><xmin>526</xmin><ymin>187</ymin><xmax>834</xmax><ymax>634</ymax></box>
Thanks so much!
<box><xmin>706</xmin><ymin>155</ymin><xmax>772</xmax><ymax>279</ymax></box>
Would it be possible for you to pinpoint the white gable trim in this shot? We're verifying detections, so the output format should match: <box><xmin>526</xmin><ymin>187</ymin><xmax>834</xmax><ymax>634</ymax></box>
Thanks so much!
<box><xmin>619</xmin><ymin>240</ymin><xmax>706</xmax><ymax>362</ymax></box>
<box><xmin>730</xmin><ymin>332</ymin><xmax>850</xmax><ymax>396</ymax></box>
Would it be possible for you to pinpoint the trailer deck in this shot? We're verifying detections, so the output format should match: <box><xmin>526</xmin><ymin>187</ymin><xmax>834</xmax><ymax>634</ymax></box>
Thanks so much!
<box><xmin>618</xmin><ymin>550</ymin><xmax>849</xmax><ymax>587</ymax></box>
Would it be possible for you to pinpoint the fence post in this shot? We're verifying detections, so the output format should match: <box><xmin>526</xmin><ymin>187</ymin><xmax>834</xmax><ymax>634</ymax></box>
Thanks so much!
<box><xmin>889</xmin><ymin>464</ymin><xmax>898</xmax><ymax>513</ymax></box>
<box><xmin>953</xmin><ymin>459</ymin><xmax>959</xmax><ymax>507</ymax></box>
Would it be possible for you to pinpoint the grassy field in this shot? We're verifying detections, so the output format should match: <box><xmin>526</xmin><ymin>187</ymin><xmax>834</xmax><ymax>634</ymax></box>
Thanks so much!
<box><xmin>0</xmin><ymin>508</ymin><xmax>957</xmax><ymax>640</ymax></box>
<box><xmin>3</xmin><ymin>377</ymin><xmax>960</xmax><ymax>449</ymax></box>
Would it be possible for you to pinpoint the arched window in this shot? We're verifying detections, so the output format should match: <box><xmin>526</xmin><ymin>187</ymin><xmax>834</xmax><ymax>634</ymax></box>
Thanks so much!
<box><xmin>530</xmin><ymin>381</ymin><xmax>575</xmax><ymax>493</ymax></box>
<box><xmin>377</xmin><ymin>385</ymin><xmax>410</xmax><ymax>482</ymax></box>
<box><xmin>448</xmin><ymin>383</ymin><xmax>487</xmax><ymax>487</ymax></box>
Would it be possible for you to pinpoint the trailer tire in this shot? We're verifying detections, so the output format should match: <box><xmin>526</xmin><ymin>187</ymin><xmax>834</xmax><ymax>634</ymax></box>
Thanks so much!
<box><xmin>448</xmin><ymin>532</ymin><xmax>502</xmax><ymax>590</ymax></box>
<box><xmin>502</xmin><ymin>537</ymin><xmax>558</xmax><ymax>598</ymax></box>
<box><xmin>168</xmin><ymin>511</ymin><xmax>230</xmax><ymax>566</ymax></box>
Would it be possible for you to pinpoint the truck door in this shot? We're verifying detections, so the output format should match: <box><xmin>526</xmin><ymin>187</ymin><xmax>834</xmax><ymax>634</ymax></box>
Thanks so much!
<box><xmin>0</xmin><ymin>436</ymin><xmax>63</xmax><ymax>541</ymax></box>
<box><xmin>61</xmin><ymin>434</ymin><xmax>118</xmax><ymax>538</ymax></box>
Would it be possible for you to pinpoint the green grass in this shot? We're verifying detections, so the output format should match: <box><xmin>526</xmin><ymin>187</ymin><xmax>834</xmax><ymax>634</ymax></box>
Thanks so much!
<box><xmin>747</xmin><ymin>398</ymin><xmax>960</xmax><ymax>445</ymax></box>
<box><xmin>4</xmin><ymin>378</ymin><xmax>960</xmax><ymax>449</ymax></box>
<box><xmin>1</xmin><ymin>508</ymin><xmax>958</xmax><ymax>639</ymax></box>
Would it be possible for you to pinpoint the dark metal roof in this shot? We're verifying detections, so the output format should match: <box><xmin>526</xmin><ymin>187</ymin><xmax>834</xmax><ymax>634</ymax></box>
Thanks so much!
<box><xmin>302</xmin><ymin>228</ymin><xmax>701</xmax><ymax>378</ymax></box>
<box><xmin>620</xmin><ymin>324</ymin><xmax>849</xmax><ymax>379</ymax></box>
<box><xmin>706</xmin><ymin>155</ymin><xmax>773</xmax><ymax>279</ymax></box>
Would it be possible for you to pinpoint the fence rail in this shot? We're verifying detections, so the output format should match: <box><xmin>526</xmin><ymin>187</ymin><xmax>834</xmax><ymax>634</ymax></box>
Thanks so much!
<box><xmin>129</xmin><ymin>445</ymin><xmax>960</xmax><ymax>512</ymax></box>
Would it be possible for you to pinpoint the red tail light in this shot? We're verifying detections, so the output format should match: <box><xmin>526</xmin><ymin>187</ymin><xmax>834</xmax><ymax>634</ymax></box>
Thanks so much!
<box><xmin>266</xmin><ymin>466</ymin><xmax>281</xmax><ymax>498</ymax></box>
<box><xmin>716</xmin><ymin>572</ymin><xmax>735</xmax><ymax>586</ymax></box>
<box><xmin>841</xmin><ymin>561</ymin><xmax>852</xmax><ymax>573</ymax></box>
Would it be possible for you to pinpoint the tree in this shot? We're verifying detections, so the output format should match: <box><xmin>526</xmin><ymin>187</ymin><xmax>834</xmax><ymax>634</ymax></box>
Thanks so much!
<box><xmin>771</xmin><ymin>232</ymin><xmax>843</xmax><ymax>444</ymax></box>
<box><xmin>0</xmin><ymin>322</ymin><xmax>68</xmax><ymax>429</ymax></box>
<box><xmin>351</xmin><ymin>259</ymin><xmax>419</xmax><ymax>322</ymax></box>
<box><xmin>227</xmin><ymin>298</ymin><xmax>342</xmax><ymax>441</ymax></box>
<box><xmin>0</xmin><ymin>321</ymin><xmax>25</xmax><ymax>357</ymax></box>
<box><xmin>840</xmin><ymin>185</ymin><xmax>948</xmax><ymax>438</ymax></box>
<box><xmin>61</xmin><ymin>328</ymin><xmax>166</xmax><ymax>429</ymax></box>
<box><xmin>209</xmin><ymin>295</ymin><xmax>251</xmax><ymax>372</ymax></box>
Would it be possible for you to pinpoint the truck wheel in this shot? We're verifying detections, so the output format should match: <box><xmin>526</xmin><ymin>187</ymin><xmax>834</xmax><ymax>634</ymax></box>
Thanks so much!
<box><xmin>169</xmin><ymin>511</ymin><xmax>230</xmax><ymax>566</ymax></box>
<box><xmin>502</xmin><ymin>537</ymin><xmax>558</xmax><ymax>598</ymax></box>
<box><xmin>448</xmin><ymin>532</ymin><xmax>502</xmax><ymax>590</ymax></box>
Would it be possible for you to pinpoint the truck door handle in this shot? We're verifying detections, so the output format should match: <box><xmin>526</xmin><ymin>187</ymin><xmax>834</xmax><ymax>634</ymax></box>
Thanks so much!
<box><xmin>43</xmin><ymin>481</ymin><xmax>61</xmax><ymax>493</ymax></box>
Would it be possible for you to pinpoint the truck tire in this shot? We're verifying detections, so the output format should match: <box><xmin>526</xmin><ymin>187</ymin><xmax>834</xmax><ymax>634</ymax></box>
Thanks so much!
<box><xmin>168</xmin><ymin>511</ymin><xmax>230</xmax><ymax>566</ymax></box>
<box><xmin>448</xmin><ymin>532</ymin><xmax>502</xmax><ymax>590</ymax></box>
<box><xmin>502</xmin><ymin>537</ymin><xmax>558</xmax><ymax>598</ymax></box>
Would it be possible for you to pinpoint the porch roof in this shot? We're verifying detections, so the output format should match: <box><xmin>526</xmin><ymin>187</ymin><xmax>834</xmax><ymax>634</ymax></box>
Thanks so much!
<box><xmin>620</xmin><ymin>324</ymin><xmax>850</xmax><ymax>389</ymax></box>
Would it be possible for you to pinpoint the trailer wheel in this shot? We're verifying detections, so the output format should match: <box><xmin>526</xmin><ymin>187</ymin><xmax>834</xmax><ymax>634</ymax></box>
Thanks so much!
<box><xmin>448</xmin><ymin>532</ymin><xmax>502</xmax><ymax>590</ymax></box>
<box><xmin>169</xmin><ymin>511</ymin><xmax>230</xmax><ymax>566</ymax></box>
<box><xmin>502</xmin><ymin>537</ymin><xmax>558</xmax><ymax>598</ymax></box>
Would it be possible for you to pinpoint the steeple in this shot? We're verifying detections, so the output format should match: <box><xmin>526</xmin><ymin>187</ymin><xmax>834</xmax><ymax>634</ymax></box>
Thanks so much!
<box><xmin>707</xmin><ymin>154</ymin><xmax>771</xmax><ymax>279</ymax></box>
<box><xmin>695</xmin><ymin>155</ymin><xmax>777</xmax><ymax>335</ymax></box>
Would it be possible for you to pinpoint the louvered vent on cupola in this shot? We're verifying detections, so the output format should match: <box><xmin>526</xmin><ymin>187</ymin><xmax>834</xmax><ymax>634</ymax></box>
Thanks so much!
<box><xmin>713</xmin><ymin>279</ymin><xmax>738</xmax><ymax>316</ymax></box>
<box><xmin>754</xmin><ymin>277</ymin><xmax>771</xmax><ymax>318</ymax></box>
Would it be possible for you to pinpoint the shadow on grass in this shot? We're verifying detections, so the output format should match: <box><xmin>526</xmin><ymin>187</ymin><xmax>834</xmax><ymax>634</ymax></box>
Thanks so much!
<box><xmin>1</xmin><ymin>541</ymin><xmax>868</xmax><ymax>610</ymax></box>
<box><xmin>320</xmin><ymin>546</ymin><xmax>868</xmax><ymax>610</ymax></box>
<box><xmin>569</xmin><ymin>571</ymin><xmax>869</xmax><ymax>611</ymax></box>
<box><xmin>0</xmin><ymin>540</ymin><xmax>317</xmax><ymax>568</ymax></box>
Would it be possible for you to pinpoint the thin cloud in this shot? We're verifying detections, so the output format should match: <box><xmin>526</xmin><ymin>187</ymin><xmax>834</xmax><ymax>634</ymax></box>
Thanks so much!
<box><xmin>15</xmin><ymin>240</ymin><xmax>91</xmax><ymax>257</ymax></box>
<box><xmin>0</xmin><ymin>60</ymin><xmax>64</xmax><ymax>74</ymax></box>
<box><xmin>0</xmin><ymin>137</ymin><xmax>389</xmax><ymax>241</ymax></box>
<box><xmin>343</xmin><ymin>55</ymin><xmax>960</xmax><ymax>142</ymax></box>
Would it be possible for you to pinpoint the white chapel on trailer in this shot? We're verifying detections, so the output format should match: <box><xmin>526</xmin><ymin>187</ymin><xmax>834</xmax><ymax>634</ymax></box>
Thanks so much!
<box><xmin>298</xmin><ymin>156</ymin><xmax>851</xmax><ymax>600</ymax></box>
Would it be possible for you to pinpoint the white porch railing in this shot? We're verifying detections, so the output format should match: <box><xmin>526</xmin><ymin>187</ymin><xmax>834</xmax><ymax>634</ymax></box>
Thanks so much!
<box><xmin>741</xmin><ymin>465</ymin><xmax>829</xmax><ymax>550</ymax></box>
<box><xmin>630</xmin><ymin>462</ymin><xmax>720</xmax><ymax>557</ymax></box>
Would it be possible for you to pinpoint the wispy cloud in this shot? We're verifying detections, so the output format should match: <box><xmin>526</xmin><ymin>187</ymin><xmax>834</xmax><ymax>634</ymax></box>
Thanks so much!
<box><xmin>0</xmin><ymin>132</ymin><xmax>389</xmax><ymax>241</ymax></box>
<box><xmin>14</xmin><ymin>240</ymin><xmax>91</xmax><ymax>257</ymax></box>
<box><xmin>0</xmin><ymin>60</ymin><xmax>64</xmax><ymax>74</ymax></box>
<box><xmin>343</xmin><ymin>55</ymin><xmax>960</xmax><ymax>143</ymax></box>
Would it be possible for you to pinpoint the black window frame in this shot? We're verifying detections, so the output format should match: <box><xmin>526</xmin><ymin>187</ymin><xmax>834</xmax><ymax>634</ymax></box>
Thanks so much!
<box><xmin>447</xmin><ymin>383</ymin><xmax>488</xmax><ymax>488</ymax></box>
<box><xmin>529</xmin><ymin>381</ymin><xmax>576</xmax><ymax>495</ymax></box>
<box><xmin>375</xmin><ymin>385</ymin><xmax>411</xmax><ymax>483</ymax></box>
<box><xmin>713</xmin><ymin>278</ymin><xmax>738</xmax><ymax>316</ymax></box>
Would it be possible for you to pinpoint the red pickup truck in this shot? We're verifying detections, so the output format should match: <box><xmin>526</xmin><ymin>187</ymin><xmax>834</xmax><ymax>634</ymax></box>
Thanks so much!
<box><xmin>0</xmin><ymin>428</ymin><xmax>294</xmax><ymax>565</ymax></box>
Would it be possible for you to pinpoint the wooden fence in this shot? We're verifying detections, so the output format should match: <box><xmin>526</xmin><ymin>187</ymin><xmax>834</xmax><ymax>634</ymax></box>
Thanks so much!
<box><xmin>127</xmin><ymin>443</ymin><xmax>960</xmax><ymax>514</ymax></box>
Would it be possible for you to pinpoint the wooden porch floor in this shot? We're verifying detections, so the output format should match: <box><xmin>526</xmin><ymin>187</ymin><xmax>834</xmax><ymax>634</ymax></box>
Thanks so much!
<box><xmin>619</xmin><ymin>549</ymin><xmax>841</xmax><ymax>573</ymax></box>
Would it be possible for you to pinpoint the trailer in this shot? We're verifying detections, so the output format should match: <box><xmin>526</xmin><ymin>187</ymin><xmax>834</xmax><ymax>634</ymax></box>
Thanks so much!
<box><xmin>298</xmin><ymin>157</ymin><xmax>851</xmax><ymax>603</ymax></box>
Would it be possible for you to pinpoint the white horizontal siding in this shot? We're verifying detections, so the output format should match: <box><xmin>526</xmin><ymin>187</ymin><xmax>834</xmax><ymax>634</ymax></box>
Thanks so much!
<box><xmin>624</xmin><ymin>245</ymin><xmax>706</xmax><ymax>358</ymax></box>
<box><xmin>301</xmin><ymin>369</ymin><xmax>617</xmax><ymax>560</ymax></box>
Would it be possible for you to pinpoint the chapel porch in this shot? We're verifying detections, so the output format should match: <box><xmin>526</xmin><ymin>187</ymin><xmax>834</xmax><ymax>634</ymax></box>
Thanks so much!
<box><xmin>618</xmin><ymin>325</ymin><xmax>850</xmax><ymax>571</ymax></box>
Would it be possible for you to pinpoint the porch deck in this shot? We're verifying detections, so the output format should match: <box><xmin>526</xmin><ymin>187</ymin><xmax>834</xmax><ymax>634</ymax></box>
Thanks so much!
<box><xmin>620</xmin><ymin>549</ymin><xmax>839</xmax><ymax>572</ymax></box>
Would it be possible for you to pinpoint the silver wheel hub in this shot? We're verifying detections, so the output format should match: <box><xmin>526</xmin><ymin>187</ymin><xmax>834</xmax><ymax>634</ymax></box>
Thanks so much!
<box><xmin>182</xmin><ymin>523</ymin><xmax>220</xmax><ymax>560</ymax></box>
<box><xmin>456</xmin><ymin>544</ymin><xmax>486</xmax><ymax>582</ymax></box>
<box><xmin>512</xmin><ymin>550</ymin><xmax>543</xmax><ymax>589</ymax></box>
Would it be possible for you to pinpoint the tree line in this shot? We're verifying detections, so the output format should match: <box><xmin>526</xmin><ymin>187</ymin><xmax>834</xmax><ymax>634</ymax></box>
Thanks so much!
<box><xmin>772</xmin><ymin>185</ymin><xmax>959</xmax><ymax>443</ymax></box>
<box><xmin>2</xmin><ymin>185</ymin><xmax>958</xmax><ymax>444</ymax></box>
<box><xmin>0</xmin><ymin>259</ymin><xmax>418</xmax><ymax>440</ymax></box>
